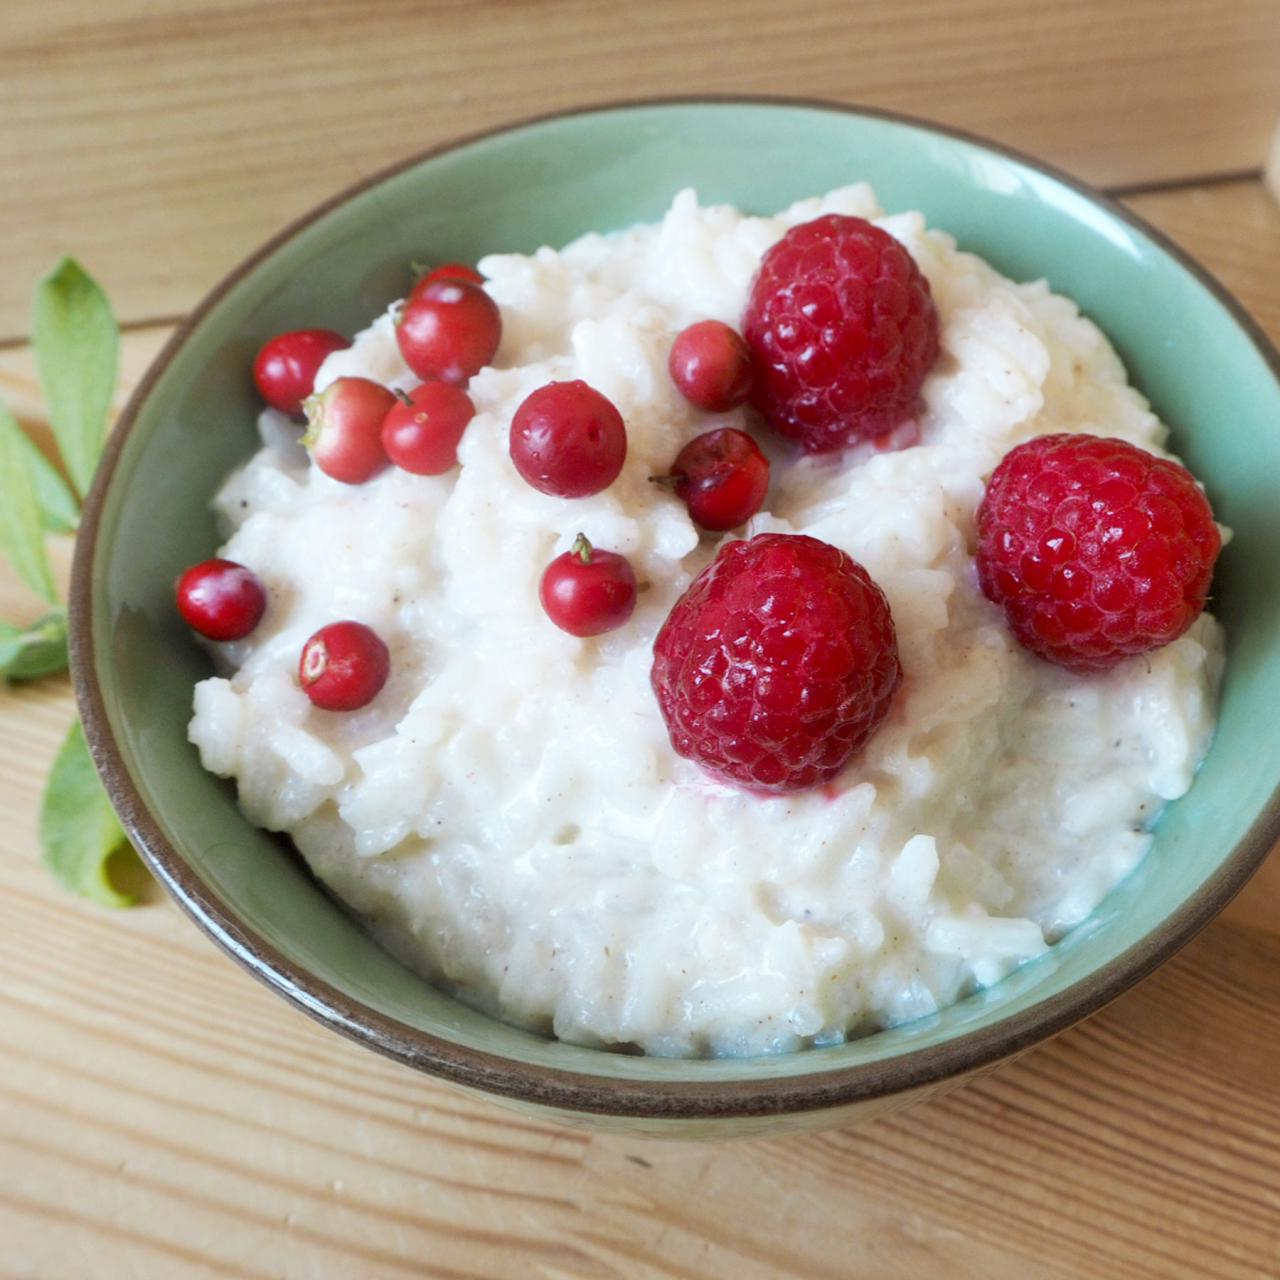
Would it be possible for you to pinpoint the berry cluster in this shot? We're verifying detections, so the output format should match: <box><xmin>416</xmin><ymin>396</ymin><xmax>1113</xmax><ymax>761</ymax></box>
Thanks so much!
<box><xmin>179</xmin><ymin>216</ymin><xmax>1220</xmax><ymax>796</ymax></box>
<box><xmin>185</xmin><ymin>260</ymin><xmax>498</xmax><ymax>711</ymax></box>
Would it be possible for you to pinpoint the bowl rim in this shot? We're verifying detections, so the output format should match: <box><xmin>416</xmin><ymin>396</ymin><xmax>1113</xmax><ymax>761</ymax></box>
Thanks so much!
<box><xmin>70</xmin><ymin>94</ymin><xmax>1280</xmax><ymax>1120</ymax></box>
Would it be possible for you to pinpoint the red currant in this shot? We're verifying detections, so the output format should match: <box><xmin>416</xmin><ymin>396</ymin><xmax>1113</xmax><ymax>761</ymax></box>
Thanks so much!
<box><xmin>380</xmin><ymin>383</ymin><xmax>475</xmax><ymax>476</ymax></box>
<box><xmin>663</xmin><ymin>428</ymin><xmax>770</xmax><ymax>531</ymax></box>
<box><xmin>396</xmin><ymin>278</ymin><xmax>501</xmax><ymax>384</ymax></box>
<box><xmin>302</xmin><ymin>377</ymin><xmax>396</xmax><ymax>484</ymax></box>
<box><xmin>668</xmin><ymin>320</ymin><xmax>752</xmax><ymax>413</ymax></box>
<box><xmin>539</xmin><ymin>534</ymin><xmax>637</xmax><ymax>637</ymax></box>
<box><xmin>175</xmin><ymin>558</ymin><xmax>267</xmax><ymax>641</ymax></box>
<box><xmin>509</xmin><ymin>380</ymin><xmax>627</xmax><ymax>498</ymax></box>
<box><xmin>420</xmin><ymin>262</ymin><xmax>484</xmax><ymax>287</ymax></box>
<box><xmin>253</xmin><ymin>329</ymin><xmax>350</xmax><ymax>417</ymax></box>
<box><xmin>299</xmin><ymin>621</ymin><xmax>390</xmax><ymax>711</ymax></box>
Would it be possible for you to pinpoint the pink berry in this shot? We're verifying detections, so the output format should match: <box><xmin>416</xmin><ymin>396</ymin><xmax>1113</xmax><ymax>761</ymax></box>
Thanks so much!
<box><xmin>539</xmin><ymin>534</ymin><xmax>637</xmax><ymax>637</ymax></box>
<box><xmin>509</xmin><ymin>380</ymin><xmax>627</xmax><ymax>498</ymax></box>
<box><xmin>668</xmin><ymin>320</ymin><xmax>753</xmax><ymax>412</ymax></box>
<box><xmin>253</xmin><ymin>329</ymin><xmax>350</xmax><ymax>417</ymax></box>
<box><xmin>665</xmin><ymin>427</ymin><xmax>770</xmax><ymax>531</ymax></box>
<box><xmin>651</xmin><ymin>534</ymin><xmax>901</xmax><ymax>793</ymax></box>
<box><xmin>381</xmin><ymin>382</ymin><xmax>476</xmax><ymax>475</ymax></box>
<box><xmin>299</xmin><ymin>621</ymin><xmax>390</xmax><ymax>711</ymax></box>
<box><xmin>976</xmin><ymin>433</ymin><xmax>1221</xmax><ymax>672</ymax></box>
<box><xmin>396</xmin><ymin>278</ymin><xmax>501</xmax><ymax>384</ymax></box>
<box><xmin>420</xmin><ymin>262</ymin><xmax>484</xmax><ymax>287</ymax></box>
<box><xmin>175</xmin><ymin>558</ymin><xmax>267</xmax><ymax>642</ymax></box>
<box><xmin>302</xmin><ymin>376</ymin><xmax>396</xmax><ymax>484</ymax></box>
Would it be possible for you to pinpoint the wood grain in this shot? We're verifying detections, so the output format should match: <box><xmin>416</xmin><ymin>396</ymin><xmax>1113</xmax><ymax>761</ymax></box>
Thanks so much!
<box><xmin>1127</xmin><ymin>178</ymin><xmax>1280</xmax><ymax>343</ymax></box>
<box><xmin>2</xmin><ymin>143</ymin><xmax>1280</xmax><ymax>1280</ymax></box>
<box><xmin>2</xmin><ymin>0</ymin><xmax>1278</xmax><ymax>342</ymax></box>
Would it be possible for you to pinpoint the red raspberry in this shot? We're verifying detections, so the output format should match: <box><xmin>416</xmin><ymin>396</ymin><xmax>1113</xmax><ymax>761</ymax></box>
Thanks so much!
<box><xmin>976</xmin><ymin>434</ymin><xmax>1220</xmax><ymax>672</ymax></box>
<box><xmin>741</xmin><ymin>215</ymin><xmax>939</xmax><ymax>453</ymax></box>
<box><xmin>651</xmin><ymin>534</ymin><xmax>901</xmax><ymax>793</ymax></box>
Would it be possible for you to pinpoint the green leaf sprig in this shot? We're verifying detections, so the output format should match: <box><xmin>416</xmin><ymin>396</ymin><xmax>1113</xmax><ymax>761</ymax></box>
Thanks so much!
<box><xmin>32</xmin><ymin>258</ymin><xmax>120</xmax><ymax>500</ymax></box>
<box><xmin>41</xmin><ymin>721</ymin><xmax>136</xmax><ymax>908</ymax></box>
<box><xmin>0</xmin><ymin>258</ymin><xmax>139</xmax><ymax>906</ymax></box>
<box><xmin>0</xmin><ymin>405</ymin><xmax>59</xmax><ymax>604</ymax></box>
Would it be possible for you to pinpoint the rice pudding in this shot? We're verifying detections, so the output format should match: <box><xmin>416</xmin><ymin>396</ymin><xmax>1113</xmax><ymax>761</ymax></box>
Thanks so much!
<box><xmin>188</xmin><ymin>185</ymin><xmax>1223</xmax><ymax>1057</ymax></box>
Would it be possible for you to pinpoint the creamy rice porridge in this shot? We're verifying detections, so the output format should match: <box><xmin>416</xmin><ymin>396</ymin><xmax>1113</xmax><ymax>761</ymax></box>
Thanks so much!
<box><xmin>188</xmin><ymin>185</ymin><xmax>1223</xmax><ymax>1057</ymax></box>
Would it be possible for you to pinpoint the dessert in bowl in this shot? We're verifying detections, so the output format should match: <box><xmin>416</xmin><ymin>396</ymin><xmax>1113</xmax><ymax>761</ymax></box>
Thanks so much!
<box><xmin>72</xmin><ymin>100</ymin><xmax>1280</xmax><ymax>1136</ymax></box>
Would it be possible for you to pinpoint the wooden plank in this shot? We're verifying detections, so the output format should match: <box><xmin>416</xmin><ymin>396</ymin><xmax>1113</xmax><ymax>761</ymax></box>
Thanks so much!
<box><xmin>0</xmin><ymin>841</ymin><xmax>1276</xmax><ymax>1279</ymax></box>
<box><xmin>1</xmin><ymin>177</ymin><xmax>1278</xmax><ymax>1278</ymax></box>
<box><xmin>1</xmin><ymin>0</ymin><xmax>1278</xmax><ymax>340</ymax></box>
<box><xmin>1126</xmin><ymin>178</ymin><xmax>1280</xmax><ymax>343</ymax></box>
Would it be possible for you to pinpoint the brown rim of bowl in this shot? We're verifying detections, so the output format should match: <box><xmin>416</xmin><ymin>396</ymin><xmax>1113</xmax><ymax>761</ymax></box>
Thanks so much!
<box><xmin>70</xmin><ymin>94</ymin><xmax>1280</xmax><ymax>1121</ymax></box>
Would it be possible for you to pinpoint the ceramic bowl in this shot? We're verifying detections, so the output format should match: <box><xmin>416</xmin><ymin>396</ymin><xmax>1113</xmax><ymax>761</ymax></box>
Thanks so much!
<box><xmin>71</xmin><ymin>98</ymin><xmax>1280</xmax><ymax>1138</ymax></box>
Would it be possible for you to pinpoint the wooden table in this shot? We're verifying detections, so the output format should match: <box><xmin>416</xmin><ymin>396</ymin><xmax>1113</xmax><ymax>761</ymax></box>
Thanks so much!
<box><xmin>3</xmin><ymin>4</ymin><xmax>1280</xmax><ymax>1276</ymax></box>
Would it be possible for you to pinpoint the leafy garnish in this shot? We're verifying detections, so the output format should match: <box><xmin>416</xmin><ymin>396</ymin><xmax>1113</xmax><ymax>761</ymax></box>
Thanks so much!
<box><xmin>40</xmin><ymin>720</ymin><xmax>137</xmax><ymax>908</ymax></box>
<box><xmin>0</xmin><ymin>612</ymin><xmax>68</xmax><ymax>681</ymax></box>
<box><xmin>1</xmin><ymin>258</ymin><xmax>143</xmax><ymax>907</ymax></box>
<box><xmin>0</xmin><ymin>406</ymin><xmax>58</xmax><ymax>603</ymax></box>
<box><xmin>26</xmin><ymin>444</ymin><xmax>79</xmax><ymax>533</ymax></box>
<box><xmin>31</xmin><ymin>258</ymin><xmax>119</xmax><ymax>500</ymax></box>
<box><xmin>0</xmin><ymin>413</ymin><xmax>78</xmax><ymax>533</ymax></box>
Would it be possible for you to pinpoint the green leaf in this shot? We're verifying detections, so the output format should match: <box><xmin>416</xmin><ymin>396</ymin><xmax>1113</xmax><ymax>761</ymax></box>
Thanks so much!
<box><xmin>1</xmin><ymin>417</ymin><xmax>79</xmax><ymax>532</ymax></box>
<box><xmin>31</xmin><ymin>258</ymin><xmax>119</xmax><ymax>499</ymax></box>
<box><xmin>0</xmin><ymin>611</ymin><xmax>68</xmax><ymax>681</ymax></box>
<box><xmin>0</xmin><ymin>406</ymin><xmax>58</xmax><ymax>602</ymax></box>
<box><xmin>28</xmin><ymin>446</ymin><xmax>79</xmax><ymax>533</ymax></box>
<box><xmin>40</xmin><ymin>720</ymin><xmax>138</xmax><ymax>908</ymax></box>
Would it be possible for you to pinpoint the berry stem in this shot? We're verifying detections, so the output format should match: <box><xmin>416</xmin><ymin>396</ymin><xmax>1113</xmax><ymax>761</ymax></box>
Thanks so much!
<box><xmin>571</xmin><ymin>532</ymin><xmax>594</xmax><ymax>565</ymax></box>
<box><xmin>392</xmin><ymin>386</ymin><xmax>415</xmax><ymax>406</ymax></box>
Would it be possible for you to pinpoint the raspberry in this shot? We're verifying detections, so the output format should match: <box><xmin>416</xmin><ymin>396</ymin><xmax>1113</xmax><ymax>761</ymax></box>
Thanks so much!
<box><xmin>742</xmin><ymin>215</ymin><xmax>940</xmax><ymax>453</ymax></box>
<box><xmin>651</xmin><ymin>534</ymin><xmax>902</xmax><ymax>793</ymax></box>
<box><xmin>976</xmin><ymin>434</ymin><xmax>1220</xmax><ymax>672</ymax></box>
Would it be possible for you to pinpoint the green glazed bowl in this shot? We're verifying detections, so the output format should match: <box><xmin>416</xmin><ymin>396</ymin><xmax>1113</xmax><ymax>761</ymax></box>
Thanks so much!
<box><xmin>72</xmin><ymin>98</ymin><xmax>1280</xmax><ymax>1138</ymax></box>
